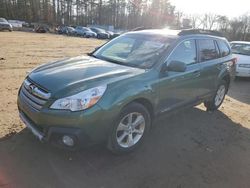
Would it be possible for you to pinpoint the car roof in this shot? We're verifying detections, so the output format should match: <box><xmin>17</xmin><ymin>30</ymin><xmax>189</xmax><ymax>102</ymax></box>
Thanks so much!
<box><xmin>126</xmin><ymin>29</ymin><xmax>226</xmax><ymax>41</ymax></box>
<box><xmin>230</xmin><ymin>41</ymin><xmax>250</xmax><ymax>45</ymax></box>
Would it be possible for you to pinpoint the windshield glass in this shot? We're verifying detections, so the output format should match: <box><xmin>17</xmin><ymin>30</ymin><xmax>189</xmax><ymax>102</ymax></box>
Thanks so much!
<box><xmin>93</xmin><ymin>34</ymin><xmax>174</xmax><ymax>68</ymax></box>
<box><xmin>231</xmin><ymin>43</ymin><xmax>250</xmax><ymax>56</ymax></box>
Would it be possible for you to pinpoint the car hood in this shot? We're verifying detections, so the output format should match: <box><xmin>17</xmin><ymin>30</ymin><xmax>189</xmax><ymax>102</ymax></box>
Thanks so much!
<box><xmin>28</xmin><ymin>56</ymin><xmax>145</xmax><ymax>97</ymax></box>
<box><xmin>234</xmin><ymin>54</ymin><xmax>250</xmax><ymax>64</ymax></box>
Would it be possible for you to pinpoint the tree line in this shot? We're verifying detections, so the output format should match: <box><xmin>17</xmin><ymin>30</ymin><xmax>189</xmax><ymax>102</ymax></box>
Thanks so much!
<box><xmin>0</xmin><ymin>0</ymin><xmax>249</xmax><ymax>40</ymax></box>
<box><xmin>0</xmin><ymin>0</ymin><xmax>176</xmax><ymax>29</ymax></box>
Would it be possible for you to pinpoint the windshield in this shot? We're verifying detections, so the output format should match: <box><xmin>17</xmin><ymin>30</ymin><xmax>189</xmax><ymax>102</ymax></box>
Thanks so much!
<box><xmin>231</xmin><ymin>43</ymin><xmax>250</xmax><ymax>56</ymax></box>
<box><xmin>93</xmin><ymin>34</ymin><xmax>174</xmax><ymax>69</ymax></box>
<box><xmin>0</xmin><ymin>18</ymin><xmax>8</xmax><ymax>23</ymax></box>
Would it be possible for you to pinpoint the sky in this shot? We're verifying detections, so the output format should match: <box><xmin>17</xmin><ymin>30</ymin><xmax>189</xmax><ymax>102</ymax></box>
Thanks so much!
<box><xmin>170</xmin><ymin>0</ymin><xmax>250</xmax><ymax>18</ymax></box>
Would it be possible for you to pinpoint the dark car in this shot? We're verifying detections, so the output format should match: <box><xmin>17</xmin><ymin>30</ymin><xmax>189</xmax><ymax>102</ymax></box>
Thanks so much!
<box><xmin>58</xmin><ymin>26</ymin><xmax>76</xmax><ymax>36</ymax></box>
<box><xmin>57</xmin><ymin>26</ymin><xmax>68</xmax><ymax>34</ymax></box>
<box><xmin>35</xmin><ymin>26</ymin><xmax>48</xmax><ymax>33</ymax></box>
<box><xmin>0</xmin><ymin>18</ymin><xmax>13</xmax><ymax>31</ymax></box>
<box><xmin>18</xmin><ymin>29</ymin><xmax>236</xmax><ymax>154</ymax></box>
<box><xmin>90</xmin><ymin>27</ymin><xmax>110</xmax><ymax>39</ymax></box>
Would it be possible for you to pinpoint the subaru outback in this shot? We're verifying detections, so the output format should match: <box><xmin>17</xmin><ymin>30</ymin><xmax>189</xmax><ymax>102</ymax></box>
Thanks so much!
<box><xmin>17</xmin><ymin>29</ymin><xmax>236</xmax><ymax>154</ymax></box>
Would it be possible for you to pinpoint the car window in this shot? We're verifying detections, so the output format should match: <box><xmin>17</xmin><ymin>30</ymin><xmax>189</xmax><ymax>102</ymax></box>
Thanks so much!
<box><xmin>217</xmin><ymin>40</ymin><xmax>230</xmax><ymax>57</ymax></box>
<box><xmin>199</xmin><ymin>39</ymin><xmax>219</xmax><ymax>62</ymax></box>
<box><xmin>168</xmin><ymin>39</ymin><xmax>197</xmax><ymax>65</ymax></box>
<box><xmin>231</xmin><ymin>43</ymin><xmax>250</xmax><ymax>56</ymax></box>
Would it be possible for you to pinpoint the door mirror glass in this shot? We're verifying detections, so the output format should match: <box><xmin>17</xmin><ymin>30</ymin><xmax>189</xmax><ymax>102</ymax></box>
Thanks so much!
<box><xmin>167</xmin><ymin>60</ymin><xmax>187</xmax><ymax>72</ymax></box>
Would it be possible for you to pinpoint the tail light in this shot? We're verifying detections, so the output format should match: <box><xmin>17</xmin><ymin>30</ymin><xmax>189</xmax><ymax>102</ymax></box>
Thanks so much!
<box><xmin>232</xmin><ymin>57</ymin><xmax>237</xmax><ymax>66</ymax></box>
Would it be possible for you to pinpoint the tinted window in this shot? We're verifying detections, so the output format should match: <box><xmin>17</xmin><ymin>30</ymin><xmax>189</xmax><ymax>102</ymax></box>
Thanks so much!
<box><xmin>217</xmin><ymin>40</ymin><xmax>230</xmax><ymax>57</ymax></box>
<box><xmin>199</xmin><ymin>39</ymin><xmax>219</xmax><ymax>62</ymax></box>
<box><xmin>168</xmin><ymin>39</ymin><xmax>197</xmax><ymax>65</ymax></box>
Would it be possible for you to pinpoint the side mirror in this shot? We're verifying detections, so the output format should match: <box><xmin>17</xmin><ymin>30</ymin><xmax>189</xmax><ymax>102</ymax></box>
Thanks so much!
<box><xmin>161</xmin><ymin>60</ymin><xmax>187</xmax><ymax>73</ymax></box>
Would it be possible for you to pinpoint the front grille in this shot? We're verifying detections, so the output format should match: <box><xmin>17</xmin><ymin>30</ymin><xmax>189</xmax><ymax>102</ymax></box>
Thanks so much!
<box><xmin>20</xmin><ymin>79</ymin><xmax>51</xmax><ymax>111</ymax></box>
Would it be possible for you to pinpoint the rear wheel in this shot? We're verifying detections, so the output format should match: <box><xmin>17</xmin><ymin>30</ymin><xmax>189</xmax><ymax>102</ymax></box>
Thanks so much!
<box><xmin>107</xmin><ymin>102</ymin><xmax>151</xmax><ymax>154</ymax></box>
<box><xmin>204</xmin><ymin>80</ymin><xmax>227</xmax><ymax>111</ymax></box>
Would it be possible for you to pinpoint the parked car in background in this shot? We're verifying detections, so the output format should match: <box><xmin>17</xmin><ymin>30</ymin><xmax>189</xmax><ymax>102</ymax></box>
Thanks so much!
<box><xmin>75</xmin><ymin>26</ymin><xmax>97</xmax><ymax>38</ymax></box>
<box><xmin>57</xmin><ymin>26</ymin><xmax>68</xmax><ymax>34</ymax></box>
<box><xmin>90</xmin><ymin>27</ymin><xmax>110</xmax><ymax>39</ymax></box>
<box><xmin>0</xmin><ymin>18</ymin><xmax>13</xmax><ymax>31</ymax></box>
<box><xmin>18</xmin><ymin>29</ymin><xmax>235</xmax><ymax>154</ymax></box>
<box><xmin>67</xmin><ymin>26</ymin><xmax>77</xmax><ymax>36</ymax></box>
<box><xmin>231</xmin><ymin>41</ymin><xmax>250</xmax><ymax>77</ymax></box>
<box><xmin>8</xmin><ymin>20</ymin><xmax>23</xmax><ymax>28</ymax></box>
<box><xmin>57</xmin><ymin>26</ymin><xmax>76</xmax><ymax>36</ymax></box>
<box><xmin>111</xmin><ymin>32</ymin><xmax>122</xmax><ymax>39</ymax></box>
<box><xmin>106</xmin><ymin>31</ymin><xmax>114</xmax><ymax>38</ymax></box>
<box><xmin>35</xmin><ymin>25</ymin><xmax>48</xmax><ymax>33</ymax></box>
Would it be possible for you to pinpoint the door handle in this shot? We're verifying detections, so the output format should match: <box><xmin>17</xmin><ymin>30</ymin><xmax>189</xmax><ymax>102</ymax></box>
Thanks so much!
<box><xmin>192</xmin><ymin>70</ymin><xmax>201</xmax><ymax>77</ymax></box>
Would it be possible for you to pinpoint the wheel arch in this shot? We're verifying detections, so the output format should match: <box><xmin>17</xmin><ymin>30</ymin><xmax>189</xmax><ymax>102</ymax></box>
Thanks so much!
<box><xmin>221</xmin><ymin>74</ymin><xmax>230</xmax><ymax>93</ymax></box>
<box><xmin>124</xmin><ymin>98</ymin><xmax>155</xmax><ymax>121</ymax></box>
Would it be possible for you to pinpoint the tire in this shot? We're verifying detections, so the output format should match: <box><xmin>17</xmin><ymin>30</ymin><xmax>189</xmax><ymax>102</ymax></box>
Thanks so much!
<box><xmin>107</xmin><ymin>102</ymin><xmax>151</xmax><ymax>154</ymax></box>
<box><xmin>204</xmin><ymin>80</ymin><xmax>228</xmax><ymax>111</ymax></box>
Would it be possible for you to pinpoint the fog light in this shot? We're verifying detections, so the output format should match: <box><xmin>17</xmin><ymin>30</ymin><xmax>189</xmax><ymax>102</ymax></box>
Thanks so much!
<box><xmin>62</xmin><ymin>135</ymin><xmax>74</xmax><ymax>147</ymax></box>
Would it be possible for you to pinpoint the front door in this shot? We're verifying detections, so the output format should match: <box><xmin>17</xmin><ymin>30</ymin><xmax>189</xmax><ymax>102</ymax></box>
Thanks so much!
<box><xmin>157</xmin><ymin>39</ymin><xmax>203</xmax><ymax>113</ymax></box>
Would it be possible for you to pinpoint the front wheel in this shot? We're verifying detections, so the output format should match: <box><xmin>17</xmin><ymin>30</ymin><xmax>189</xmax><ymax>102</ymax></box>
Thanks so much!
<box><xmin>204</xmin><ymin>80</ymin><xmax>227</xmax><ymax>111</ymax></box>
<box><xmin>107</xmin><ymin>102</ymin><xmax>151</xmax><ymax>154</ymax></box>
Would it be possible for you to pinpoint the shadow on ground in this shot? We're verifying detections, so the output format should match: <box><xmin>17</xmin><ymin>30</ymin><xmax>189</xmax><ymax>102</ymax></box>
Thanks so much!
<box><xmin>1</xmin><ymin>107</ymin><xmax>250</xmax><ymax>188</ymax></box>
<box><xmin>228</xmin><ymin>77</ymin><xmax>250</xmax><ymax>104</ymax></box>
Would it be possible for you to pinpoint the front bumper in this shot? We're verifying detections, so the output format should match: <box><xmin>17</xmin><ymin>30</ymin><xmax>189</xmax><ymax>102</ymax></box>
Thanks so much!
<box><xmin>17</xmin><ymin>94</ymin><xmax>116</xmax><ymax>148</ymax></box>
<box><xmin>0</xmin><ymin>25</ymin><xmax>12</xmax><ymax>30</ymax></box>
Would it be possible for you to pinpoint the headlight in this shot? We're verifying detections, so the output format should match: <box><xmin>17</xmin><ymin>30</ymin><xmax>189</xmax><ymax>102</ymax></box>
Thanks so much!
<box><xmin>50</xmin><ymin>85</ymin><xmax>107</xmax><ymax>111</ymax></box>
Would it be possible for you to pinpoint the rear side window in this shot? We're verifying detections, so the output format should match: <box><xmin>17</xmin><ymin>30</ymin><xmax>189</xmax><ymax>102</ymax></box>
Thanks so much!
<box><xmin>217</xmin><ymin>40</ymin><xmax>230</xmax><ymax>57</ymax></box>
<box><xmin>198</xmin><ymin>39</ymin><xmax>219</xmax><ymax>62</ymax></box>
<box><xmin>168</xmin><ymin>39</ymin><xmax>197</xmax><ymax>65</ymax></box>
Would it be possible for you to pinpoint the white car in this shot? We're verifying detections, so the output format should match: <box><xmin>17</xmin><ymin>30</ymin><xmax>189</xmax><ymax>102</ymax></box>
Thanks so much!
<box><xmin>231</xmin><ymin>41</ymin><xmax>250</xmax><ymax>77</ymax></box>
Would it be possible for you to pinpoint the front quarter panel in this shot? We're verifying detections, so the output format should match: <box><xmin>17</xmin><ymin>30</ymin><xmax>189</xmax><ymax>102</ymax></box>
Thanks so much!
<box><xmin>98</xmin><ymin>70</ymin><xmax>159</xmax><ymax>119</ymax></box>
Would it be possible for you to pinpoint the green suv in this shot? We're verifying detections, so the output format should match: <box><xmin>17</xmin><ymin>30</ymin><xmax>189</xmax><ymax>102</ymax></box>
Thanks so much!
<box><xmin>18</xmin><ymin>29</ymin><xmax>236</xmax><ymax>153</ymax></box>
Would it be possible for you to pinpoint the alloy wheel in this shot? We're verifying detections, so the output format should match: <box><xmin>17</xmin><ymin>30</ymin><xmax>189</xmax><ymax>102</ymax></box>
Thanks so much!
<box><xmin>116</xmin><ymin>112</ymin><xmax>145</xmax><ymax>148</ymax></box>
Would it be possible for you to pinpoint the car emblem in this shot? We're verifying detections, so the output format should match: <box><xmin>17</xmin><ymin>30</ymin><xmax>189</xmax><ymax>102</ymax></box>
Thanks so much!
<box><xmin>28</xmin><ymin>84</ymin><xmax>36</xmax><ymax>94</ymax></box>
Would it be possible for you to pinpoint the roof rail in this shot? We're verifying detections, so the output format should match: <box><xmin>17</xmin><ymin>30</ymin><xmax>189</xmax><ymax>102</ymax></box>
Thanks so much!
<box><xmin>178</xmin><ymin>29</ymin><xmax>224</xmax><ymax>37</ymax></box>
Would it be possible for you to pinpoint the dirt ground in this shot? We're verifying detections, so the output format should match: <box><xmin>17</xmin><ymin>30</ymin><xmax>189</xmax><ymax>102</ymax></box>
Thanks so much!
<box><xmin>0</xmin><ymin>31</ymin><xmax>250</xmax><ymax>188</ymax></box>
